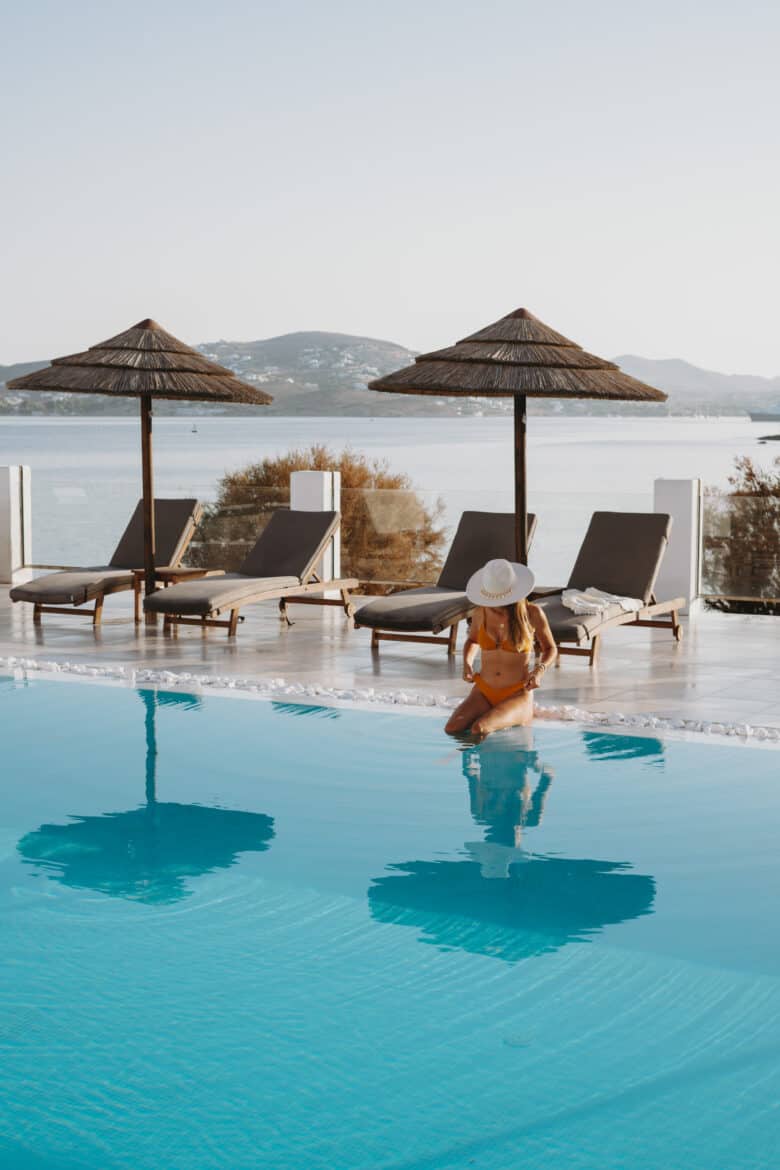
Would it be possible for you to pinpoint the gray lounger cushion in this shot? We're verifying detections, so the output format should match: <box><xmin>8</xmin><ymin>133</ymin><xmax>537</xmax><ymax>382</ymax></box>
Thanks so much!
<box><xmin>10</xmin><ymin>569</ymin><xmax>135</xmax><ymax>607</ymax></box>
<box><xmin>356</xmin><ymin>510</ymin><xmax>536</xmax><ymax>633</ymax></box>
<box><xmin>534</xmin><ymin>596</ymin><xmax>628</xmax><ymax>644</ymax></box>
<box><xmin>537</xmin><ymin>511</ymin><xmax>673</xmax><ymax>643</ymax></box>
<box><xmin>10</xmin><ymin>498</ymin><xmax>200</xmax><ymax>607</ymax></box>
<box><xmin>146</xmin><ymin>574</ymin><xmax>299</xmax><ymax>617</ymax></box>
<box><xmin>436</xmin><ymin>511</ymin><xmax>537</xmax><ymax>590</ymax></box>
<box><xmin>355</xmin><ymin>586</ymin><xmax>474</xmax><ymax>633</ymax></box>
<box><xmin>237</xmin><ymin>509</ymin><xmax>337</xmax><ymax>579</ymax></box>
<box><xmin>144</xmin><ymin>509</ymin><xmax>340</xmax><ymax>618</ymax></box>
<box><xmin>109</xmin><ymin>498</ymin><xmax>200</xmax><ymax>569</ymax></box>
<box><xmin>565</xmin><ymin>512</ymin><xmax>671</xmax><ymax>604</ymax></box>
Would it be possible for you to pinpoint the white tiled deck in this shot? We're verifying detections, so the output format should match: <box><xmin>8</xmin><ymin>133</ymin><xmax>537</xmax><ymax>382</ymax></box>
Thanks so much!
<box><xmin>1</xmin><ymin>589</ymin><xmax>777</xmax><ymax>730</ymax></box>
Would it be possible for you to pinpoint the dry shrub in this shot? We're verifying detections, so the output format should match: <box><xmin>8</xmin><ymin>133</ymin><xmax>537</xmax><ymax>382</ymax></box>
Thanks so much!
<box><xmin>189</xmin><ymin>445</ymin><xmax>446</xmax><ymax>588</ymax></box>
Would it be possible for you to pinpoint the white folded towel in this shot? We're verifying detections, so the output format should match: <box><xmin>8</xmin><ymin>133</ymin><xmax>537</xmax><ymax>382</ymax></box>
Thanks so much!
<box><xmin>561</xmin><ymin>586</ymin><xmax>642</xmax><ymax>616</ymax></box>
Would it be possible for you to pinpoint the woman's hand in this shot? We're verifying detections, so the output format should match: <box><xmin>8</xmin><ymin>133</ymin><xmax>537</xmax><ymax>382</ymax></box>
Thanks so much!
<box><xmin>526</xmin><ymin>669</ymin><xmax>543</xmax><ymax>691</ymax></box>
<box><xmin>463</xmin><ymin>663</ymin><xmax>475</xmax><ymax>683</ymax></box>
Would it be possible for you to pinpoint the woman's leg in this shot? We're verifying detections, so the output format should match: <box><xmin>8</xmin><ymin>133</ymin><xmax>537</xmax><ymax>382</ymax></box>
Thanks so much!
<box><xmin>471</xmin><ymin>690</ymin><xmax>534</xmax><ymax>737</ymax></box>
<box><xmin>445</xmin><ymin>686</ymin><xmax>491</xmax><ymax>735</ymax></box>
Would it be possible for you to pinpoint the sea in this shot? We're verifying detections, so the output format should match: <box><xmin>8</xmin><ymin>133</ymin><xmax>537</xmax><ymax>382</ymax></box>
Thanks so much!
<box><xmin>0</xmin><ymin>415</ymin><xmax>771</xmax><ymax>583</ymax></box>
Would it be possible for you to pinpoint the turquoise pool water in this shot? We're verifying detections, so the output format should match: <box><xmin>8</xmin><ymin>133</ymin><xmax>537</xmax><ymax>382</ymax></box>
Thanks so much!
<box><xmin>1</xmin><ymin>677</ymin><xmax>779</xmax><ymax>1169</ymax></box>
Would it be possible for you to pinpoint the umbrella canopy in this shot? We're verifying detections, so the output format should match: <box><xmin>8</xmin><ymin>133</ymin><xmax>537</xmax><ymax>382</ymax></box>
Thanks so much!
<box><xmin>369</xmin><ymin>308</ymin><xmax>667</xmax><ymax>562</ymax></box>
<box><xmin>7</xmin><ymin>319</ymin><xmax>273</xmax><ymax>597</ymax></box>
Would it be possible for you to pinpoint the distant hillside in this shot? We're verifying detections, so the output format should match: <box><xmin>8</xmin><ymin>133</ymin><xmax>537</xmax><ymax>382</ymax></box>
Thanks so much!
<box><xmin>615</xmin><ymin>355</ymin><xmax>780</xmax><ymax>417</ymax></box>
<box><xmin>198</xmin><ymin>332</ymin><xmax>427</xmax><ymax>417</ymax></box>
<box><xmin>2</xmin><ymin>332</ymin><xmax>779</xmax><ymax>417</ymax></box>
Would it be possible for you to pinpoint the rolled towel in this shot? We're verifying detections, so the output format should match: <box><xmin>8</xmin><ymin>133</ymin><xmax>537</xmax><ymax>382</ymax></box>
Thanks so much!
<box><xmin>561</xmin><ymin>586</ymin><xmax>642</xmax><ymax>616</ymax></box>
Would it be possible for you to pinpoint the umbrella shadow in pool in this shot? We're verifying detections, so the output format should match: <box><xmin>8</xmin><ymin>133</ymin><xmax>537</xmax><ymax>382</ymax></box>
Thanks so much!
<box><xmin>16</xmin><ymin>688</ymin><xmax>275</xmax><ymax>904</ymax></box>
<box><xmin>368</xmin><ymin>731</ymin><xmax>658</xmax><ymax>962</ymax></box>
<box><xmin>17</xmin><ymin>802</ymin><xmax>276</xmax><ymax>905</ymax></box>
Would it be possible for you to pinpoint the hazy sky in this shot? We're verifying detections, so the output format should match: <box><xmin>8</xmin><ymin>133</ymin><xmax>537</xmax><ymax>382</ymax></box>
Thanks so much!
<box><xmin>2</xmin><ymin>0</ymin><xmax>779</xmax><ymax>373</ymax></box>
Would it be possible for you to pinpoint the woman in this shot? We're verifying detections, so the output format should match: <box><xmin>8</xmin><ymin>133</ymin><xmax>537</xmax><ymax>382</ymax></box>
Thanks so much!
<box><xmin>444</xmin><ymin>558</ymin><xmax>557</xmax><ymax>738</ymax></box>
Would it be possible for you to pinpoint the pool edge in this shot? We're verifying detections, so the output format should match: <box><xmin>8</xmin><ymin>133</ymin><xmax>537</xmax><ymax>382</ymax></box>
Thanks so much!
<box><xmin>1</xmin><ymin>653</ymin><xmax>778</xmax><ymax>751</ymax></box>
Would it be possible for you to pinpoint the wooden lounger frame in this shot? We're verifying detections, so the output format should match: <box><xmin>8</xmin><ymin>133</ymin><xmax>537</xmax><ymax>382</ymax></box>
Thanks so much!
<box><xmin>352</xmin><ymin>578</ymin><xmax>465</xmax><ymax>657</ymax></box>
<box><xmin>552</xmin><ymin>595</ymin><xmax>685</xmax><ymax>667</ymax></box>
<box><xmin>26</xmin><ymin>505</ymin><xmax>202</xmax><ymax>629</ymax></box>
<box><xmin>162</xmin><ymin>573</ymin><xmax>358</xmax><ymax>637</ymax></box>
<box><xmin>358</xmin><ymin>619</ymin><xmax>462</xmax><ymax>656</ymax></box>
<box><xmin>32</xmin><ymin>575</ymin><xmax>144</xmax><ymax>628</ymax></box>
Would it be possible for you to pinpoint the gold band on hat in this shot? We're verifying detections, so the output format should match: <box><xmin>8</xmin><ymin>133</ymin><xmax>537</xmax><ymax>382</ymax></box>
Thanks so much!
<box><xmin>481</xmin><ymin>584</ymin><xmax>512</xmax><ymax>600</ymax></box>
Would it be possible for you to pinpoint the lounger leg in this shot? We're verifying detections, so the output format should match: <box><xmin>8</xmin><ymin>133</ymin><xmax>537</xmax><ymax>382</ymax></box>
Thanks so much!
<box><xmin>671</xmin><ymin>609</ymin><xmax>683</xmax><ymax>641</ymax></box>
<box><xmin>228</xmin><ymin>609</ymin><xmax>240</xmax><ymax>637</ymax></box>
<box><xmin>33</xmin><ymin>604</ymin><xmax>42</xmax><ymax>625</ymax></box>
<box><xmin>278</xmin><ymin>599</ymin><xmax>293</xmax><ymax>627</ymax></box>
<box><xmin>371</xmin><ymin>629</ymin><xmax>380</xmax><ymax>651</ymax></box>
<box><xmin>92</xmin><ymin>597</ymin><xmax>104</xmax><ymax>627</ymax></box>
<box><xmin>134</xmin><ymin>579</ymin><xmax>142</xmax><ymax>624</ymax></box>
<box><xmin>589</xmin><ymin>634</ymin><xmax>600</xmax><ymax>667</ymax></box>
<box><xmin>447</xmin><ymin>622</ymin><xmax>459</xmax><ymax>656</ymax></box>
<box><xmin>341</xmin><ymin>590</ymin><xmax>355</xmax><ymax>620</ymax></box>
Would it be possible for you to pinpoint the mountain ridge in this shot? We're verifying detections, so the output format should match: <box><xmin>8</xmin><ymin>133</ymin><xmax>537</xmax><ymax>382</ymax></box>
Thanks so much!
<box><xmin>1</xmin><ymin>332</ymin><xmax>778</xmax><ymax>417</ymax></box>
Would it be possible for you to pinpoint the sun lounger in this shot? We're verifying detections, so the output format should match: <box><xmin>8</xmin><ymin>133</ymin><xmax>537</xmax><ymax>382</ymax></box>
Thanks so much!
<box><xmin>10</xmin><ymin>498</ymin><xmax>201</xmax><ymax>626</ymax></box>
<box><xmin>533</xmin><ymin>511</ymin><xmax>684</xmax><ymax>666</ymax></box>
<box><xmin>143</xmin><ymin>509</ymin><xmax>358</xmax><ymax>636</ymax></box>
<box><xmin>354</xmin><ymin>511</ymin><xmax>537</xmax><ymax>655</ymax></box>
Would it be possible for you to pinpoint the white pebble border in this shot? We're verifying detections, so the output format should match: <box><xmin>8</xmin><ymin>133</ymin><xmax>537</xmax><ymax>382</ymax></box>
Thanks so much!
<box><xmin>1</xmin><ymin>653</ymin><xmax>778</xmax><ymax>746</ymax></box>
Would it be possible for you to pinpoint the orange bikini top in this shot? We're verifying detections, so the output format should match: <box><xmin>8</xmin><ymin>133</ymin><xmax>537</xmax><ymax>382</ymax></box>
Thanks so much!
<box><xmin>476</xmin><ymin>624</ymin><xmax>532</xmax><ymax>654</ymax></box>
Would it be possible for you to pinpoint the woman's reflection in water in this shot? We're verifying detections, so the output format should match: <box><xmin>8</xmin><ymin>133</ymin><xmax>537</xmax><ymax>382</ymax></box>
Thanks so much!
<box><xmin>461</xmin><ymin>728</ymin><xmax>554</xmax><ymax>878</ymax></box>
<box><xmin>368</xmin><ymin>729</ymin><xmax>659</xmax><ymax>962</ymax></box>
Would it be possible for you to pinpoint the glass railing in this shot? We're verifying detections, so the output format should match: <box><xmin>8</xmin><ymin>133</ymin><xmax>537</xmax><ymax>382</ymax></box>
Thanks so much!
<box><xmin>702</xmin><ymin>489</ymin><xmax>780</xmax><ymax>601</ymax></box>
<box><xmin>9</xmin><ymin>415</ymin><xmax>776</xmax><ymax>604</ymax></box>
<box><xmin>340</xmin><ymin>487</ymin><xmax>654</xmax><ymax>590</ymax></box>
<box><xmin>22</xmin><ymin>472</ymin><xmax>657</xmax><ymax>587</ymax></box>
<box><xmin>339</xmin><ymin>487</ymin><xmax>446</xmax><ymax>587</ymax></box>
<box><xmin>36</xmin><ymin>427</ymin><xmax>780</xmax><ymax>601</ymax></box>
<box><xmin>187</xmin><ymin>487</ymin><xmax>290</xmax><ymax>571</ymax></box>
<box><xmin>29</xmin><ymin>476</ymin><xmax>135</xmax><ymax>568</ymax></box>
<box><xmin>8</xmin><ymin>418</ymin><xmax>222</xmax><ymax>568</ymax></box>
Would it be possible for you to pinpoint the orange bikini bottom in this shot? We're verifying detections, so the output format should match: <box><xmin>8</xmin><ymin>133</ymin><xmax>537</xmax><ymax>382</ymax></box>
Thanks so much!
<box><xmin>473</xmin><ymin>674</ymin><xmax>529</xmax><ymax>707</ymax></box>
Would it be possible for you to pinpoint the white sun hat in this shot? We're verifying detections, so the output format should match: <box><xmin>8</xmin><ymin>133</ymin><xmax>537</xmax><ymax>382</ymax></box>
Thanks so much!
<box><xmin>466</xmin><ymin>558</ymin><xmax>535</xmax><ymax>608</ymax></box>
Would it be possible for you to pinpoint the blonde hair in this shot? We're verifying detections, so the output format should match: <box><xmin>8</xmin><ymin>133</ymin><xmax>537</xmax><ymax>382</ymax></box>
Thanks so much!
<box><xmin>507</xmin><ymin>599</ymin><xmax>534</xmax><ymax>652</ymax></box>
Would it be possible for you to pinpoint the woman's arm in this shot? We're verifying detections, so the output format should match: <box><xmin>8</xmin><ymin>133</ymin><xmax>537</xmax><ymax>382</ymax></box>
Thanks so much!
<box><xmin>462</xmin><ymin>608</ymin><xmax>482</xmax><ymax>682</ymax></box>
<box><xmin>526</xmin><ymin>603</ymin><xmax>557</xmax><ymax>690</ymax></box>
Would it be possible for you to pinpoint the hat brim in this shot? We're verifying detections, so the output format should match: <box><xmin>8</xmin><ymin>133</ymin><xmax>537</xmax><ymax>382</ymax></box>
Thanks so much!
<box><xmin>466</xmin><ymin>562</ymin><xmax>535</xmax><ymax>608</ymax></box>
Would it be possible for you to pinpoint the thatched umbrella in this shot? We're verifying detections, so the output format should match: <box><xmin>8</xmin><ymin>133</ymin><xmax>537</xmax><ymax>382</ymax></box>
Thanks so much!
<box><xmin>368</xmin><ymin>308</ymin><xmax>667</xmax><ymax>562</ymax></box>
<box><xmin>7</xmin><ymin>319</ymin><xmax>273</xmax><ymax>597</ymax></box>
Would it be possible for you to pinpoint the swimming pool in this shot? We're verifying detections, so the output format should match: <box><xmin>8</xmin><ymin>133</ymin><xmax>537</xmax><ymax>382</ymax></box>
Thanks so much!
<box><xmin>1</xmin><ymin>677</ymin><xmax>778</xmax><ymax>1169</ymax></box>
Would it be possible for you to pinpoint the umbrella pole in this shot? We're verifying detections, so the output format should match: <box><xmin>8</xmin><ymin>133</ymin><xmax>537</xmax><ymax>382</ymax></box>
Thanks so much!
<box><xmin>140</xmin><ymin>394</ymin><xmax>157</xmax><ymax>609</ymax></box>
<box><xmin>514</xmin><ymin>393</ymin><xmax>528</xmax><ymax>564</ymax></box>
<box><xmin>143</xmin><ymin>689</ymin><xmax>158</xmax><ymax>804</ymax></box>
